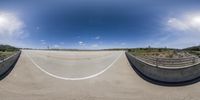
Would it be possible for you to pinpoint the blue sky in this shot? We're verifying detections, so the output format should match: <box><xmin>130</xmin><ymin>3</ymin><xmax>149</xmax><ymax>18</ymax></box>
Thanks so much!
<box><xmin>0</xmin><ymin>0</ymin><xmax>200</xmax><ymax>49</ymax></box>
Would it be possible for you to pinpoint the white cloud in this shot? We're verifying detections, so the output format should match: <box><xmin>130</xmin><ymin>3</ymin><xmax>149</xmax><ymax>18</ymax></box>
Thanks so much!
<box><xmin>120</xmin><ymin>42</ymin><xmax>126</xmax><ymax>46</ymax></box>
<box><xmin>160</xmin><ymin>14</ymin><xmax>200</xmax><ymax>48</ymax></box>
<box><xmin>91</xmin><ymin>44</ymin><xmax>99</xmax><ymax>48</ymax></box>
<box><xmin>94</xmin><ymin>36</ymin><xmax>100</xmax><ymax>40</ymax></box>
<box><xmin>53</xmin><ymin>44</ymin><xmax>60</xmax><ymax>48</ymax></box>
<box><xmin>40</xmin><ymin>40</ymin><xmax>45</xmax><ymax>42</ymax></box>
<box><xmin>42</xmin><ymin>42</ymin><xmax>46</xmax><ymax>45</ymax></box>
<box><xmin>167</xmin><ymin>14</ymin><xmax>200</xmax><ymax>32</ymax></box>
<box><xmin>167</xmin><ymin>18</ymin><xmax>189</xmax><ymax>31</ymax></box>
<box><xmin>0</xmin><ymin>12</ymin><xmax>28</xmax><ymax>47</ymax></box>
<box><xmin>78</xmin><ymin>41</ymin><xmax>86</xmax><ymax>46</ymax></box>
<box><xmin>0</xmin><ymin>12</ymin><xmax>25</xmax><ymax>38</ymax></box>
<box><xmin>79</xmin><ymin>41</ymin><xmax>83</xmax><ymax>44</ymax></box>
<box><xmin>40</xmin><ymin>40</ymin><xmax>46</xmax><ymax>45</ymax></box>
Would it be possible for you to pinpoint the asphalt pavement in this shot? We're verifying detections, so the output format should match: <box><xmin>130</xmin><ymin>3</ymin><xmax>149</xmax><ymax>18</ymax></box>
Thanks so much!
<box><xmin>0</xmin><ymin>50</ymin><xmax>200</xmax><ymax>100</ymax></box>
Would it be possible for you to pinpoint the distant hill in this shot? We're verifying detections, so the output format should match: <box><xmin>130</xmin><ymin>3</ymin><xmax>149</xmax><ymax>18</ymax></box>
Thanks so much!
<box><xmin>184</xmin><ymin>46</ymin><xmax>200</xmax><ymax>51</ymax></box>
<box><xmin>0</xmin><ymin>45</ymin><xmax>19</xmax><ymax>52</ymax></box>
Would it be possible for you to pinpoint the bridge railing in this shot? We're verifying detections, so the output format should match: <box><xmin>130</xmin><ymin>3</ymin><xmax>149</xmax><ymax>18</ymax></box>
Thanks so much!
<box><xmin>125</xmin><ymin>52</ymin><xmax>200</xmax><ymax>85</ymax></box>
<box><xmin>136</xmin><ymin>56</ymin><xmax>200</xmax><ymax>67</ymax></box>
<box><xmin>0</xmin><ymin>51</ymin><xmax>21</xmax><ymax>78</ymax></box>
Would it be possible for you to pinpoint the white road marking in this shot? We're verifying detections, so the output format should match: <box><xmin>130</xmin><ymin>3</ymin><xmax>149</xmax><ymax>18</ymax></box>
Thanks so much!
<box><xmin>25</xmin><ymin>51</ymin><xmax>123</xmax><ymax>80</ymax></box>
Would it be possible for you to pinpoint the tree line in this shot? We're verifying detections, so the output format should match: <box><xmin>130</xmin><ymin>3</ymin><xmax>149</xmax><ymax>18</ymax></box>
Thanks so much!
<box><xmin>0</xmin><ymin>45</ymin><xmax>19</xmax><ymax>52</ymax></box>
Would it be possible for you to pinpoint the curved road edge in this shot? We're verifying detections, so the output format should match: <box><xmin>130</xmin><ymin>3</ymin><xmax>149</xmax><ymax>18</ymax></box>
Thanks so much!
<box><xmin>24</xmin><ymin>51</ymin><xmax>124</xmax><ymax>80</ymax></box>
<box><xmin>125</xmin><ymin>52</ymin><xmax>200</xmax><ymax>86</ymax></box>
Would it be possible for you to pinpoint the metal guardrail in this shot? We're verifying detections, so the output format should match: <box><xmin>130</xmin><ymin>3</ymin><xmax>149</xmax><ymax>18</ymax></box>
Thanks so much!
<box><xmin>0</xmin><ymin>51</ymin><xmax>20</xmax><ymax>61</ymax></box>
<box><xmin>0</xmin><ymin>51</ymin><xmax>21</xmax><ymax>79</ymax></box>
<box><xmin>136</xmin><ymin>56</ymin><xmax>200</xmax><ymax>67</ymax></box>
<box><xmin>126</xmin><ymin>52</ymin><xmax>200</xmax><ymax>85</ymax></box>
<box><xmin>1</xmin><ymin>52</ymin><xmax>17</xmax><ymax>61</ymax></box>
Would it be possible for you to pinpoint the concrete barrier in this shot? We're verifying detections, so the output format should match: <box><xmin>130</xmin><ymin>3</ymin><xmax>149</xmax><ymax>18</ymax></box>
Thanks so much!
<box><xmin>0</xmin><ymin>51</ymin><xmax>21</xmax><ymax>79</ymax></box>
<box><xmin>126</xmin><ymin>52</ymin><xmax>200</xmax><ymax>85</ymax></box>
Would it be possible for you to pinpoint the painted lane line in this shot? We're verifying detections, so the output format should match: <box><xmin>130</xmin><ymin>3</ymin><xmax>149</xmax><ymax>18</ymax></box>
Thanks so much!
<box><xmin>25</xmin><ymin>51</ymin><xmax>123</xmax><ymax>80</ymax></box>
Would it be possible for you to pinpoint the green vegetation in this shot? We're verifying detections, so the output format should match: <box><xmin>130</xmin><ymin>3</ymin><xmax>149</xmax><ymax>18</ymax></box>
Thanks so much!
<box><xmin>0</xmin><ymin>45</ymin><xmax>19</xmax><ymax>52</ymax></box>
<box><xmin>184</xmin><ymin>46</ymin><xmax>200</xmax><ymax>51</ymax></box>
<box><xmin>128</xmin><ymin>47</ymin><xmax>196</xmax><ymax>59</ymax></box>
<box><xmin>0</xmin><ymin>45</ymin><xmax>19</xmax><ymax>60</ymax></box>
<box><xmin>127</xmin><ymin>48</ymin><xmax>181</xmax><ymax>58</ymax></box>
<box><xmin>188</xmin><ymin>51</ymin><xmax>200</xmax><ymax>57</ymax></box>
<box><xmin>0</xmin><ymin>51</ymin><xmax>16</xmax><ymax>60</ymax></box>
<box><xmin>184</xmin><ymin>45</ymin><xmax>200</xmax><ymax>57</ymax></box>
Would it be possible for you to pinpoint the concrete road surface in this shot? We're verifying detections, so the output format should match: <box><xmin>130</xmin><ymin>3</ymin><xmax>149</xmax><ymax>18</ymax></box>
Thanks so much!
<box><xmin>0</xmin><ymin>50</ymin><xmax>200</xmax><ymax>100</ymax></box>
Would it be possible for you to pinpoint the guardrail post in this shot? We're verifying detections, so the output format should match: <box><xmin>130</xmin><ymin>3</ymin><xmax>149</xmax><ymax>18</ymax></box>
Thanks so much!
<box><xmin>193</xmin><ymin>57</ymin><xmax>195</xmax><ymax>64</ymax></box>
<box><xmin>156</xmin><ymin>58</ymin><xmax>158</xmax><ymax>67</ymax></box>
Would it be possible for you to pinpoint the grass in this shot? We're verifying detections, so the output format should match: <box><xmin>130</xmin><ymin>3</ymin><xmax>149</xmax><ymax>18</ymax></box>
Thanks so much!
<box><xmin>188</xmin><ymin>51</ymin><xmax>200</xmax><ymax>57</ymax></box>
<box><xmin>128</xmin><ymin>48</ymin><xmax>194</xmax><ymax>58</ymax></box>
<box><xmin>129</xmin><ymin>48</ymin><xmax>176</xmax><ymax>58</ymax></box>
<box><xmin>0</xmin><ymin>51</ymin><xmax>16</xmax><ymax>60</ymax></box>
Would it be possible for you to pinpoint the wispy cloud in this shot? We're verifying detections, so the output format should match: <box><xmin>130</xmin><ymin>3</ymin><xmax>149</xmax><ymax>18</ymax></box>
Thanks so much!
<box><xmin>0</xmin><ymin>12</ymin><xmax>29</xmax><ymax>47</ymax></box>
<box><xmin>78</xmin><ymin>41</ymin><xmax>86</xmax><ymax>46</ymax></box>
<box><xmin>53</xmin><ymin>44</ymin><xmax>60</xmax><ymax>48</ymax></box>
<box><xmin>0</xmin><ymin>12</ymin><xmax>25</xmax><ymax>38</ymax></box>
<box><xmin>120</xmin><ymin>42</ymin><xmax>127</xmax><ymax>46</ymax></box>
<box><xmin>150</xmin><ymin>13</ymin><xmax>200</xmax><ymax>48</ymax></box>
<box><xmin>40</xmin><ymin>40</ymin><xmax>46</xmax><ymax>45</ymax></box>
<box><xmin>94</xmin><ymin>36</ymin><xmax>100</xmax><ymax>40</ymax></box>
<box><xmin>91</xmin><ymin>44</ymin><xmax>99</xmax><ymax>48</ymax></box>
<box><xmin>167</xmin><ymin>15</ymin><xmax>200</xmax><ymax>32</ymax></box>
